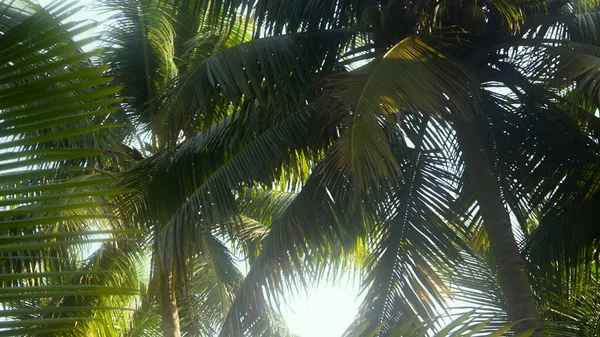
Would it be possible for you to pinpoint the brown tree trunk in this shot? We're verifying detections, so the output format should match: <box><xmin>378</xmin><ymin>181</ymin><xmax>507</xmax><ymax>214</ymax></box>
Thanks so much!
<box><xmin>455</xmin><ymin>121</ymin><xmax>542</xmax><ymax>335</ymax></box>
<box><xmin>158</xmin><ymin>269</ymin><xmax>181</xmax><ymax>337</ymax></box>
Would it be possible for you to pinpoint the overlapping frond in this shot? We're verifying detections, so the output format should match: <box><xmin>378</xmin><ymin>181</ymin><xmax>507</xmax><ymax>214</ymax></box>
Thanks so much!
<box><xmin>351</xmin><ymin>311</ymin><xmax>529</xmax><ymax>337</ymax></box>
<box><xmin>169</xmin><ymin>29</ymin><xmax>357</xmax><ymax>129</ymax></box>
<box><xmin>463</xmin><ymin>67</ymin><xmax>598</xmax><ymax>337</ymax></box>
<box><xmin>176</xmin><ymin>234</ymin><xmax>244</xmax><ymax>337</ymax></box>
<box><xmin>443</xmin><ymin>249</ymin><xmax>508</xmax><ymax>335</ymax></box>
<box><xmin>122</xmin><ymin>104</ymin><xmax>323</xmax><ymax>272</ymax></box>
<box><xmin>327</xmin><ymin>34</ymin><xmax>478</xmax><ymax>193</ymax></box>
<box><xmin>0</xmin><ymin>2</ymin><xmax>140</xmax><ymax>335</ymax></box>
<box><xmin>87</xmin><ymin>0</ymin><xmax>600</xmax><ymax>336</ymax></box>
<box><xmin>100</xmin><ymin>0</ymin><xmax>177</xmax><ymax>142</ymax></box>
<box><xmin>23</xmin><ymin>242</ymin><xmax>144</xmax><ymax>337</ymax></box>
<box><xmin>217</xmin><ymin>178</ymin><xmax>355</xmax><ymax>336</ymax></box>
<box><xmin>343</xmin><ymin>116</ymin><xmax>464</xmax><ymax>337</ymax></box>
<box><xmin>543</xmin><ymin>284</ymin><xmax>600</xmax><ymax>337</ymax></box>
<box><xmin>173</xmin><ymin>233</ymin><xmax>295</xmax><ymax>337</ymax></box>
<box><xmin>120</xmin><ymin>284</ymin><xmax>162</xmax><ymax>337</ymax></box>
<box><xmin>226</xmin><ymin>188</ymin><xmax>298</xmax><ymax>265</ymax></box>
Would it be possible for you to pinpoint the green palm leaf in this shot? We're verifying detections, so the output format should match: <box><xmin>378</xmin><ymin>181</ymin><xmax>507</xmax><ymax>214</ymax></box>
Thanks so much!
<box><xmin>169</xmin><ymin>29</ymin><xmax>357</xmax><ymax>130</ymax></box>
<box><xmin>343</xmin><ymin>116</ymin><xmax>465</xmax><ymax>337</ymax></box>
<box><xmin>0</xmin><ymin>1</ymin><xmax>140</xmax><ymax>335</ymax></box>
<box><xmin>327</xmin><ymin>34</ymin><xmax>478</xmax><ymax>193</ymax></box>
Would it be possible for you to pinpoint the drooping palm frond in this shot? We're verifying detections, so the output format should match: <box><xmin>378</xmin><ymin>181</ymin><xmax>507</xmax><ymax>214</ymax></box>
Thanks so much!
<box><xmin>104</xmin><ymin>0</ymin><xmax>356</xmax><ymax>146</ymax></box>
<box><xmin>154</xmin><ymin>0</ymin><xmax>363</xmax><ymax>36</ymax></box>
<box><xmin>216</xmin><ymin>187</ymin><xmax>299</xmax><ymax>266</ymax></box>
<box><xmin>193</xmin><ymin>0</ymin><xmax>547</xmax><ymax>37</ymax></box>
<box><xmin>217</xmin><ymin>172</ymin><xmax>359</xmax><ymax>336</ymax></box>
<box><xmin>0</xmin><ymin>1</ymin><xmax>140</xmax><ymax>335</ymax></box>
<box><xmin>168</xmin><ymin>28</ymin><xmax>357</xmax><ymax>131</ymax></box>
<box><xmin>119</xmin><ymin>99</ymin><xmax>335</xmax><ymax>336</ymax></box>
<box><xmin>326</xmin><ymin>34</ymin><xmax>478</xmax><ymax>193</ymax></box>
<box><xmin>123</xmin><ymin>295</ymin><xmax>162</xmax><ymax>337</ymax></box>
<box><xmin>25</xmin><ymin>241</ymin><xmax>144</xmax><ymax>337</ymax></box>
<box><xmin>172</xmin><ymin>232</ymin><xmax>295</xmax><ymax>337</ymax></box>
<box><xmin>98</xmin><ymin>1</ymin><xmax>600</xmax><ymax>336</ymax></box>
<box><xmin>351</xmin><ymin>310</ymin><xmax>531</xmax><ymax>337</ymax></box>
<box><xmin>476</xmin><ymin>78</ymin><xmax>600</xmax><ymax>301</ymax></box>
<box><xmin>175</xmin><ymin>234</ymin><xmax>244</xmax><ymax>337</ymax></box>
<box><xmin>462</xmin><ymin>61</ymin><xmax>599</xmax><ymax>337</ymax></box>
<box><xmin>341</xmin><ymin>115</ymin><xmax>465</xmax><ymax>337</ymax></box>
<box><xmin>543</xmin><ymin>283</ymin><xmax>600</xmax><ymax>337</ymax></box>
<box><xmin>468</xmin><ymin>4</ymin><xmax>600</xmax><ymax>313</ymax></box>
<box><xmin>0</xmin><ymin>0</ymin><xmax>36</xmax><ymax>30</ymax></box>
<box><xmin>214</xmin><ymin>114</ymin><xmax>468</xmax><ymax>337</ymax></box>
<box><xmin>227</xmin><ymin>184</ymin><xmax>368</xmax><ymax>283</ymax></box>
<box><xmin>445</xmin><ymin>252</ymin><xmax>509</xmax><ymax>334</ymax></box>
<box><xmin>123</xmin><ymin>102</ymin><xmax>324</xmax><ymax>267</ymax></box>
<box><xmin>100</xmin><ymin>0</ymin><xmax>177</xmax><ymax>144</ymax></box>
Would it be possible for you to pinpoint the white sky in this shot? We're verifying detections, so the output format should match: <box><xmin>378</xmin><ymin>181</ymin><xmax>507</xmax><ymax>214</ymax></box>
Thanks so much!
<box><xmin>34</xmin><ymin>0</ymin><xmax>364</xmax><ymax>336</ymax></box>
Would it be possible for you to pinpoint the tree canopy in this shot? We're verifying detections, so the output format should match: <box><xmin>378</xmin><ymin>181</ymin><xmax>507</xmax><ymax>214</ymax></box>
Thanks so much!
<box><xmin>1</xmin><ymin>0</ymin><xmax>599</xmax><ymax>336</ymax></box>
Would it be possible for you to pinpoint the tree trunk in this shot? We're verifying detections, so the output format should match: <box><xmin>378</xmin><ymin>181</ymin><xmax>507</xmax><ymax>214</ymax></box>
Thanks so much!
<box><xmin>455</xmin><ymin>121</ymin><xmax>542</xmax><ymax>335</ymax></box>
<box><xmin>158</xmin><ymin>269</ymin><xmax>181</xmax><ymax>337</ymax></box>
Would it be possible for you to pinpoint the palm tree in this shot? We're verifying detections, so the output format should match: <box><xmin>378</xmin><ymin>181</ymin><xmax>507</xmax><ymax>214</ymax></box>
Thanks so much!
<box><xmin>0</xmin><ymin>2</ymin><xmax>279</xmax><ymax>336</ymax></box>
<box><xmin>98</xmin><ymin>1</ymin><xmax>309</xmax><ymax>335</ymax></box>
<box><xmin>4</xmin><ymin>1</ymin><xmax>599</xmax><ymax>336</ymax></box>
<box><xmin>111</xmin><ymin>0</ymin><xmax>600</xmax><ymax>336</ymax></box>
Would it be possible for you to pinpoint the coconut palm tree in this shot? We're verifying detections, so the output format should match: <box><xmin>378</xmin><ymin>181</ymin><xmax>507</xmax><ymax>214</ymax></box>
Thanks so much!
<box><xmin>0</xmin><ymin>1</ymin><xmax>293</xmax><ymax>336</ymax></box>
<box><xmin>98</xmin><ymin>0</ymin><xmax>315</xmax><ymax>335</ymax></box>
<box><xmin>112</xmin><ymin>0</ymin><xmax>600</xmax><ymax>336</ymax></box>
<box><xmin>8</xmin><ymin>0</ymin><xmax>597</xmax><ymax>336</ymax></box>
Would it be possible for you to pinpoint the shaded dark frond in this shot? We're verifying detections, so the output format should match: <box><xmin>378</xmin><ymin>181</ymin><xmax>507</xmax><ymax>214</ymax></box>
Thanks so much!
<box><xmin>123</xmin><ymin>291</ymin><xmax>162</xmax><ymax>337</ymax></box>
<box><xmin>478</xmin><ymin>75</ymin><xmax>600</xmax><ymax>311</ymax></box>
<box><xmin>26</xmin><ymin>241</ymin><xmax>144</xmax><ymax>337</ymax></box>
<box><xmin>351</xmin><ymin>311</ymin><xmax>526</xmax><ymax>337</ymax></box>
<box><xmin>122</xmin><ymin>103</ymin><xmax>324</xmax><ymax>279</ymax></box>
<box><xmin>169</xmin><ymin>29</ymin><xmax>357</xmax><ymax>129</ymax></box>
<box><xmin>228</xmin><ymin>188</ymin><xmax>298</xmax><ymax>265</ymax></box>
<box><xmin>543</xmin><ymin>286</ymin><xmax>600</xmax><ymax>337</ymax></box>
<box><xmin>251</xmin><ymin>0</ymin><xmax>362</xmax><ymax>35</ymax></box>
<box><xmin>177</xmin><ymin>234</ymin><xmax>245</xmax><ymax>337</ymax></box>
<box><xmin>100</xmin><ymin>0</ymin><xmax>177</xmax><ymax>140</ymax></box>
<box><xmin>217</xmin><ymin>147</ymin><xmax>371</xmax><ymax>337</ymax></box>
<box><xmin>0</xmin><ymin>2</ymin><xmax>140</xmax><ymax>335</ymax></box>
<box><xmin>345</xmin><ymin>116</ymin><xmax>464</xmax><ymax>337</ymax></box>
<box><xmin>326</xmin><ymin>34</ymin><xmax>478</xmax><ymax>193</ymax></box>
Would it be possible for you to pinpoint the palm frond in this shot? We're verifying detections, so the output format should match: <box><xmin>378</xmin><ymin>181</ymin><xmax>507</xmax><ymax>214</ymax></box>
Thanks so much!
<box><xmin>226</xmin><ymin>187</ymin><xmax>298</xmax><ymax>265</ymax></box>
<box><xmin>478</xmin><ymin>80</ymin><xmax>600</xmax><ymax>302</ymax></box>
<box><xmin>100</xmin><ymin>0</ymin><xmax>177</xmax><ymax>143</ymax></box>
<box><xmin>326</xmin><ymin>34</ymin><xmax>478</xmax><ymax>193</ymax></box>
<box><xmin>344</xmin><ymin>116</ymin><xmax>464</xmax><ymax>337</ymax></box>
<box><xmin>169</xmin><ymin>29</ymin><xmax>357</xmax><ymax>129</ymax></box>
<box><xmin>122</xmin><ymin>103</ymin><xmax>323</xmax><ymax>272</ymax></box>
<box><xmin>176</xmin><ymin>234</ymin><xmax>244</xmax><ymax>337</ymax></box>
<box><xmin>444</xmin><ymin>249</ymin><xmax>509</xmax><ymax>336</ymax></box>
<box><xmin>543</xmin><ymin>285</ymin><xmax>600</xmax><ymax>337</ymax></box>
<box><xmin>23</xmin><ymin>242</ymin><xmax>144</xmax><ymax>337</ymax></box>
<box><xmin>122</xmin><ymin>290</ymin><xmax>162</xmax><ymax>337</ymax></box>
<box><xmin>471</xmin><ymin>65</ymin><xmax>600</xmax><ymax>336</ymax></box>
<box><xmin>0</xmin><ymin>2</ymin><xmax>140</xmax><ymax>335</ymax></box>
<box><xmin>352</xmin><ymin>311</ymin><xmax>532</xmax><ymax>337</ymax></box>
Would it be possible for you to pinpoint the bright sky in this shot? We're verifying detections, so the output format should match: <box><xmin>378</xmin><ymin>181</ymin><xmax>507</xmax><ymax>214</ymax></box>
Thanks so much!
<box><xmin>34</xmin><ymin>1</ymin><xmax>364</xmax><ymax>336</ymax></box>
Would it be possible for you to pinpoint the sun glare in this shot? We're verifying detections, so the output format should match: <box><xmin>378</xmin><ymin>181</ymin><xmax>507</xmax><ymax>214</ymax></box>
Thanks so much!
<box><xmin>281</xmin><ymin>282</ymin><xmax>363</xmax><ymax>337</ymax></box>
